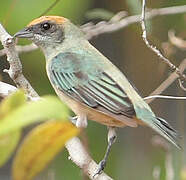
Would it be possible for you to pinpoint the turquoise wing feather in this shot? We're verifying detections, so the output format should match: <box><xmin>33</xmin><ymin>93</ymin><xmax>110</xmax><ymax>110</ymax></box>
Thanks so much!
<box><xmin>48</xmin><ymin>52</ymin><xmax>134</xmax><ymax>117</ymax></box>
<box><xmin>48</xmin><ymin>51</ymin><xmax>180</xmax><ymax>148</ymax></box>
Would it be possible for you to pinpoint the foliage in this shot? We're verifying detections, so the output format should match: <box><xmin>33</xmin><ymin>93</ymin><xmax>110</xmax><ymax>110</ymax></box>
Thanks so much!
<box><xmin>0</xmin><ymin>91</ymin><xmax>79</xmax><ymax>180</ymax></box>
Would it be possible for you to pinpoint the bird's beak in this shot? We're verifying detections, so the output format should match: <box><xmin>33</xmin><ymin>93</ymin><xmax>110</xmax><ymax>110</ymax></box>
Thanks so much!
<box><xmin>14</xmin><ymin>28</ymin><xmax>33</xmax><ymax>38</ymax></box>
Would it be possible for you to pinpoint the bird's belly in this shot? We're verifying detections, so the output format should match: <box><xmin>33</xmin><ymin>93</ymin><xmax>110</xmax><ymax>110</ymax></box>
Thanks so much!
<box><xmin>54</xmin><ymin>88</ymin><xmax>139</xmax><ymax>127</ymax></box>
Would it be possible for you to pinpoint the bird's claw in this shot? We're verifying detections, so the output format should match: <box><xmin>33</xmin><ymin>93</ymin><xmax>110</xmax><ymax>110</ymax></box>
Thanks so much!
<box><xmin>93</xmin><ymin>160</ymin><xmax>106</xmax><ymax>178</ymax></box>
<box><xmin>69</xmin><ymin>116</ymin><xmax>77</xmax><ymax>125</ymax></box>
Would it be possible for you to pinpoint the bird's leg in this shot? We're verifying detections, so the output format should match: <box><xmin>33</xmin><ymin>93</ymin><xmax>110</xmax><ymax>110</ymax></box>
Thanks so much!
<box><xmin>69</xmin><ymin>116</ymin><xmax>78</xmax><ymax>125</ymax></box>
<box><xmin>76</xmin><ymin>115</ymin><xmax>88</xmax><ymax>128</ymax></box>
<box><xmin>94</xmin><ymin>127</ymin><xmax>117</xmax><ymax>177</ymax></box>
<box><xmin>69</xmin><ymin>115</ymin><xmax>88</xmax><ymax>128</ymax></box>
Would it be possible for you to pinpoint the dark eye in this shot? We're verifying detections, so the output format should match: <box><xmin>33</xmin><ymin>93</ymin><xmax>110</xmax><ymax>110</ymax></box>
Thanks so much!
<box><xmin>41</xmin><ymin>23</ymin><xmax>51</xmax><ymax>30</ymax></box>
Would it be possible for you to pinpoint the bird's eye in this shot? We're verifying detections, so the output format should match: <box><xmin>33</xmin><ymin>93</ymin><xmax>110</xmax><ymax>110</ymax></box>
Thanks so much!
<box><xmin>41</xmin><ymin>23</ymin><xmax>51</xmax><ymax>30</ymax></box>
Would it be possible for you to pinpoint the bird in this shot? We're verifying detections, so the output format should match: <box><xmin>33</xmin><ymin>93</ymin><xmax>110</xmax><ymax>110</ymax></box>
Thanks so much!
<box><xmin>14</xmin><ymin>15</ymin><xmax>180</xmax><ymax>175</ymax></box>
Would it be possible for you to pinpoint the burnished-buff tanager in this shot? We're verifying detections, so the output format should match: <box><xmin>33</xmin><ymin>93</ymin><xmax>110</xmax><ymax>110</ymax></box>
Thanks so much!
<box><xmin>14</xmin><ymin>16</ymin><xmax>179</xmax><ymax>174</ymax></box>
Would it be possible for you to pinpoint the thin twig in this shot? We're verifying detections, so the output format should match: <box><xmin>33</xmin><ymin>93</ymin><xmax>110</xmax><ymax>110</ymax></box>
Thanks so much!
<box><xmin>144</xmin><ymin>95</ymin><xmax>186</xmax><ymax>101</ymax></box>
<box><xmin>82</xmin><ymin>5</ymin><xmax>186</xmax><ymax>40</ymax></box>
<box><xmin>140</xmin><ymin>0</ymin><xmax>186</xmax><ymax>91</ymax></box>
<box><xmin>145</xmin><ymin>60</ymin><xmax>186</xmax><ymax>104</ymax></box>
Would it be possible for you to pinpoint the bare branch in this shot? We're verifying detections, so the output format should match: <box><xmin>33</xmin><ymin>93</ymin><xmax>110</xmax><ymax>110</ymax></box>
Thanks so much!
<box><xmin>140</xmin><ymin>0</ymin><xmax>186</xmax><ymax>91</ymax></box>
<box><xmin>178</xmin><ymin>79</ymin><xmax>186</xmax><ymax>91</ymax></box>
<box><xmin>0</xmin><ymin>24</ymin><xmax>38</xmax><ymax>97</ymax></box>
<box><xmin>0</xmin><ymin>23</ymin><xmax>112</xmax><ymax>180</ymax></box>
<box><xmin>66</xmin><ymin>137</ymin><xmax>113</xmax><ymax>180</ymax></box>
<box><xmin>145</xmin><ymin>59</ymin><xmax>186</xmax><ymax>104</ymax></box>
<box><xmin>144</xmin><ymin>95</ymin><xmax>186</xmax><ymax>101</ymax></box>
<box><xmin>82</xmin><ymin>5</ymin><xmax>186</xmax><ymax>40</ymax></box>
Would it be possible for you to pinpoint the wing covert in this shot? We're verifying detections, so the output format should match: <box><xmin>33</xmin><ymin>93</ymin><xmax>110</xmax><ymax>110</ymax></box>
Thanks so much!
<box><xmin>48</xmin><ymin>52</ymin><xmax>135</xmax><ymax>117</ymax></box>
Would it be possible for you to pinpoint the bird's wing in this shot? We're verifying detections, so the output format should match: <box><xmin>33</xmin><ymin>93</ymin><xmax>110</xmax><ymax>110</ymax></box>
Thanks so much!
<box><xmin>48</xmin><ymin>50</ymin><xmax>180</xmax><ymax>148</ymax></box>
<box><xmin>48</xmin><ymin>52</ymin><xmax>135</xmax><ymax>118</ymax></box>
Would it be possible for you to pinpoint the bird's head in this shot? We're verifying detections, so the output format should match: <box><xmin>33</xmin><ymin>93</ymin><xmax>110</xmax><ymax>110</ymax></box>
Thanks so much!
<box><xmin>14</xmin><ymin>16</ymin><xmax>84</xmax><ymax>49</ymax></box>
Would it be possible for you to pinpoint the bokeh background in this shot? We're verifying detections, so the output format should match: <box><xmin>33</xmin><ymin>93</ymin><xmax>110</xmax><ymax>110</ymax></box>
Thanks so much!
<box><xmin>0</xmin><ymin>0</ymin><xmax>186</xmax><ymax>179</ymax></box>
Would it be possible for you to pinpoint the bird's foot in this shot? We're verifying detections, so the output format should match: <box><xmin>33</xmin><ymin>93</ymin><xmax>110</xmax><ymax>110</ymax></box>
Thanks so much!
<box><xmin>76</xmin><ymin>115</ymin><xmax>87</xmax><ymax>128</ymax></box>
<box><xmin>93</xmin><ymin>159</ymin><xmax>106</xmax><ymax>178</ymax></box>
<box><xmin>69</xmin><ymin>116</ymin><xmax>88</xmax><ymax>128</ymax></box>
<box><xmin>69</xmin><ymin>116</ymin><xmax>77</xmax><ymax>125</ymax></box>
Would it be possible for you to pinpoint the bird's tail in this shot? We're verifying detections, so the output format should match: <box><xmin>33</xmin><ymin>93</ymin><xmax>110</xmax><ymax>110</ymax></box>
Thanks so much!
<box><xmin>134</xmin><ymin>105</ymin><xmax>180</xmax><ymax>148</ymax></box>
<box><xmin>153</xmin><ymin>117</ymin><xmax>181</xmax><ymax>148</ymax></box>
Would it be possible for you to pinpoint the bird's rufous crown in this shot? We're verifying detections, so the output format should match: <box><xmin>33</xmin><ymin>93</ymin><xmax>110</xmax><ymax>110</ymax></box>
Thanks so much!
<box><xmin>27</xmin><ymin>16</ymin><xmax>67</xmax><ymax>27</ymax></box>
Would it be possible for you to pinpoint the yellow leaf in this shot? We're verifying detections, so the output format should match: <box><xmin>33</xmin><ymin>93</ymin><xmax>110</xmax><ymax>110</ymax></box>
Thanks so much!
<box><xmin>12</xmin><ymin>121</ymin><xmax>80</xmax><ymax>180</ymax></box>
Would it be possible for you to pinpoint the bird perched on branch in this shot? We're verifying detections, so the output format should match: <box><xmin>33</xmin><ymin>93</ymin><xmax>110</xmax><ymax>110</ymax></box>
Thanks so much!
<box><xmin>14</xmin><ymin>16</ymin><xmax>180</xmax><ymax>175</ymax></box>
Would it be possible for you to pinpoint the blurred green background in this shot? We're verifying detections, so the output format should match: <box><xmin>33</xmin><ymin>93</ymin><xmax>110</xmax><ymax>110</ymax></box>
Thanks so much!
<box><xmin>0</xmin><ymin>0</ymin><xmax>186</xmax><ymax>179</ymax></box>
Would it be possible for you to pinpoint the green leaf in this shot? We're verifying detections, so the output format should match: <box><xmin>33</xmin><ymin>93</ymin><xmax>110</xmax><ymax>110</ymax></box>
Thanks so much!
<box><xmin>0</xmin><ymin>131</ymin><xmax>21</xmax><ymax>167</ymax></box>
<box><xmin>0</xmin><ymin>95</ymin><xmax>69</xmax><ymax>136</ymax></box>
<box><xmin>12</xmin><ymin>121</ymin><xmax>79</xmax><ymax>180</ymax></box>
<box><xmin>0</xmin><ymin>90</ymin><xmax>26</xmax><ymax>167</ymax></box>
<box><xmin>0</xmin><ymin>90</ymin><xmax>26</xmax><ymax>116</ymax></box>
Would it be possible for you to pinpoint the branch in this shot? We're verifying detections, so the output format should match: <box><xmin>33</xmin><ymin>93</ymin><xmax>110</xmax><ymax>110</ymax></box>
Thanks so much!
<box><xmin>145</xmin><ymin>59</ymin><xmax>186</xmax><ymax>104</ymax></box>
<box><xmin>0</xmin><ymin>24</ymin><xmax>113</xmax><ymax>180</ymax></box>
<box><xmin>1</xmin><ymin>5</ymin><xmax>186</xmax><ymax>56</ymax></box>
<box><xmin>66</xmin><ymin>137</ymin><xmax>113</xmax><ymax>180</ymax></box>
<box><xmin>0</xmin><ymin>24</ymin><xmax>38</xmax><ymax>97</ymax></box>
<box><xmin>82</xmin><ymin>5</ymin><xmax>186</xmax><ymax>40</ymax></box>
<box><xmin>140</xmin><ymin>0</ymin><xmax>186</xmax><ymax>91</ymax></box>
<box><xmin>144</xmin><ymin>95</ymin><xmax>186</xmax><ymax>101</ymax></box>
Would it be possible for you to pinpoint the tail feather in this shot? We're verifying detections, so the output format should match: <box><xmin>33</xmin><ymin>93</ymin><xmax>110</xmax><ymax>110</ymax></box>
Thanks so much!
<box><xmin>155</xmin><ymin>117</ymin><xmax>181</xmax><ymax>148</ymax></box>
<box><xmin>134</xmin><ymin>105</ymin><xmax>181</xmax><ymax>149</ymax></box>
<box><xmin>156</xmin><ymin>117</ymin><xmax>179</xmax><ymax>137</ymax></box>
